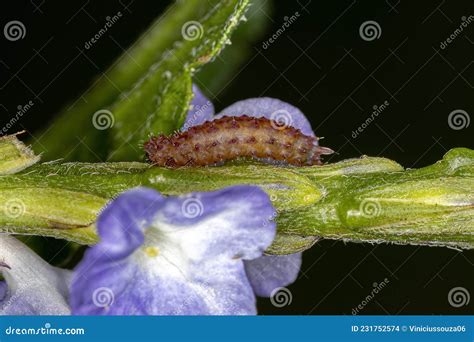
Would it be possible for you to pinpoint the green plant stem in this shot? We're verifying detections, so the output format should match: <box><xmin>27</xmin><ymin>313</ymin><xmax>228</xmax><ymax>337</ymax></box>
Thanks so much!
<box><xmin>0</xmin><ymin>147</ymin><xmax>472</xmax><ymax>254</ymax></box>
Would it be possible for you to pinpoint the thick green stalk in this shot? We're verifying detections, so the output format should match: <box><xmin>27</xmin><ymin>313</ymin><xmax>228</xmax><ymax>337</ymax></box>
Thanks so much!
<box><xmin>0</xmin><ymin>137</ymin><xmax>472</xmax><ymax>253</ymax></box>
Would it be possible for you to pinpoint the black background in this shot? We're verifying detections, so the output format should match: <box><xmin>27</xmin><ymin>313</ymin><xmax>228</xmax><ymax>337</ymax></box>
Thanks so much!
<box><xmin>0</xmin><ymin>0</ymin><xmax>473</xmax><ymax>315</ymax></box>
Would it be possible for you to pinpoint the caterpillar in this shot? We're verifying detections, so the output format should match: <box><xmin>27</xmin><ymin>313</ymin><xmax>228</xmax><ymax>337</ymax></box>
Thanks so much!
<box><xmin>144</xmin><ymin>115</ymin><xmax>333</xmax><ymax>167</ymax></box>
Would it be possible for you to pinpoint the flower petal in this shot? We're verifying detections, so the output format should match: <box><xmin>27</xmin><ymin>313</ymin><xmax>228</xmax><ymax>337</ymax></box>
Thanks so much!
<box><xmin>244</xmin><ymin>253</ymin><xmax>302</xmax><ymax>297</ymax></box>
<box><xmin>216</xmin><ymin>97</ymin><xmax>315</xmax><ymax>137</ymax></box>
<box><xmin>182</xmin><ymin>84</ymin><xmax>215</xmax><ymax>131</ymax></box>
<box><xmin>0</xmin><ymin>235</ymin><xmax>71</xmax><ymax>315</ymax></box>
<box><xmin>215</xmin><ymin>98</ymin><xmax>309</xmax><ymax>297</ymax></box>
<box><xmin>71</xmin><ymin>186</ymin><xmax>276</xmax><ymax>315</ymax></box>
<box><xmin>157</xmin><ymin>186</ymin><xmax>275</xmax><ymax>260</ymax></box>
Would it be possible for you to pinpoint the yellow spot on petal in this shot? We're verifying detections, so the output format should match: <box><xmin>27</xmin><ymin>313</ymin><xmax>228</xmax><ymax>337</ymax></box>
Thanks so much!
<box><xmin>145</xmin><ymin>246</ymin><xmax>159</xmax><ymax>257</ymax></box>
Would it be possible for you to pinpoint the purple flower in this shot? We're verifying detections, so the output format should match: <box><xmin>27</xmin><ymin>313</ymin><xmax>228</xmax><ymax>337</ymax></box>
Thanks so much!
<box><xmin>244</xmin><ymin>253</ymin><xmax>302</xmax><ymax>297</ymax></box>
<box><xmin>182</xmin><ymin>86</ymin><xmax>307</xmax><ymax>297</ymax></box>
<box><xmin>0</xmin><ymin>235</ymin><xmax>71</xmax><ymax>315</ymax></box>
<box><xmin>216</xmin><ymin>97</ymin><xmax>315</xmax><ymax>137</ymax></box>
<box><xmin>181</xmin><ymin>84</ymin><xmax>215</xmax><ymax>131</ymax></box>
<box><xmin>0</xmin><ymin>87</ymin><xmax>308</xmax><ymax>316</ymax></box>
<box><xmin>70</xmin><ymin>186</ymin><xmax>276</xmax><ymax>315</ymax></box>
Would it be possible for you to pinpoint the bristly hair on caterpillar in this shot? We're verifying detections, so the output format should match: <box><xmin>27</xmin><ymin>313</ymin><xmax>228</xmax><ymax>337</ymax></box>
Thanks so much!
<box><xmin>144</xmin><ymin>115</ymin><xmax>334</xmax><ymax>168</ymax></box>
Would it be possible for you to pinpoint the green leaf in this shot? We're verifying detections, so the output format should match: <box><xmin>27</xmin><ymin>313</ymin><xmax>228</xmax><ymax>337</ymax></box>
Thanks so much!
<box><xmin>196</xmin><ymin>0</ymin><xmax>272</xmax><ymax>95</ymax></box>
<box><xmin>32</xmin><ymin>0</ymin><xmax>251</xmax><ymax>162</ymax></box>
<box><xmin>109</xmin><ymin>0</ymin><xmax>250</xmax><ymax>160</ymax></box>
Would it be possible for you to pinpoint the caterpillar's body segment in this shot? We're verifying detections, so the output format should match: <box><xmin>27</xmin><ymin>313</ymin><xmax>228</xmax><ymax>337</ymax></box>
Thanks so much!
<box><xmin>144</xmin><ymin>115</ymin><xmax>333</xmax><ymax>167</ymax></box>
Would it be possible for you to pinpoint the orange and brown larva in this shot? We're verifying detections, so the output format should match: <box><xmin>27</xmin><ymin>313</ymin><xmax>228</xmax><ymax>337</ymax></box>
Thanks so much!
<box><xmin>144</xmin><ymin>115</ymin><xmax>334</xmax><ymax>167</ymax></box>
